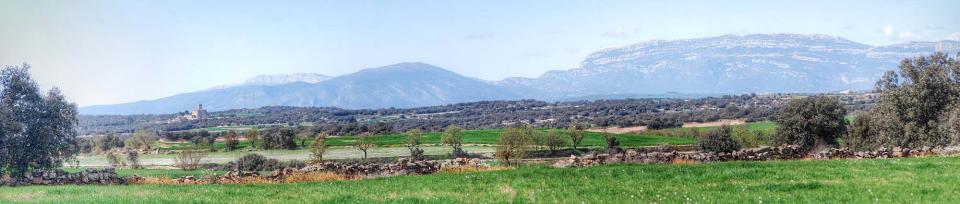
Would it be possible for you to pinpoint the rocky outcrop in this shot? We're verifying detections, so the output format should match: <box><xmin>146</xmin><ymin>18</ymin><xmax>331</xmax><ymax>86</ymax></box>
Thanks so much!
<box><xmin>1</xmin><ymin>168</ymin><xmax>125</xmax><ymax>186</ymax></box>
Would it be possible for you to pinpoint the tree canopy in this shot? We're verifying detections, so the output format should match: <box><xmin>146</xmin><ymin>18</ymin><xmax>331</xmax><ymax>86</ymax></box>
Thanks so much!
<box><xmin>0</xmin><ymin>64</ymin><xmax>79</xmax><ymax>177</ymax></box>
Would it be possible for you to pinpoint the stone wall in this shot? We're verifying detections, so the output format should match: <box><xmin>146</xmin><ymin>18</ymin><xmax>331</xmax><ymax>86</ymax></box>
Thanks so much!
<box><xmin>168</xmin><ymin>158</ymin><xmax>490</xmax><ymax>184</ymax></box>
<box><xmin>554</xmin><ymin>145</ymin><xmax>960</xmax><ymax>168</ymax></box>
<box><xmin>1</xmin><ymin>168</ymin><xmax>125</xmax><ymax>186</ymax></box>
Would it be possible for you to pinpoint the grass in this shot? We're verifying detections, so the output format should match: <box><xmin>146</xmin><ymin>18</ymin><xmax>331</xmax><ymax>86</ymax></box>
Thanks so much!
<box><xmin>160</xmin><ymin>129</ymin><xmax>697</xmax><ymax>151</ymax></box>
<box><xmin>74</xmin><ymin>146</ymin><xmax>499</xmax><ymax>167</ymax></box>
<box><xmin>673</xmin><ymin>121</ymin><xmax>777</xmax><ymax>132</ymax></box>
<box><xmin>5</xmin><ymin>156</ymin><xmax>960</xmax><ymax>203</ymax></box>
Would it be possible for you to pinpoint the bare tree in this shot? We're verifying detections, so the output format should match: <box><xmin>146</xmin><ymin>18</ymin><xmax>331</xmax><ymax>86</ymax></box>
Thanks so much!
<box><xmin>353</xmin><ymin>133</ymin><xmax>375</xmax><ymax>160</ymax></box>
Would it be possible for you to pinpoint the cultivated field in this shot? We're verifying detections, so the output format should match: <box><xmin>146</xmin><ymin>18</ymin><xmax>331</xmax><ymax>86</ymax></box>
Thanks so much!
<box><xmin>7</xmin><ymin>156</ymin><xmax>960</xmax><ymax>203</ymax></box>
<box><xmin>76</xmin><ymin>129</ymin><xmax>697</xmax><ymax>167</ymax></box>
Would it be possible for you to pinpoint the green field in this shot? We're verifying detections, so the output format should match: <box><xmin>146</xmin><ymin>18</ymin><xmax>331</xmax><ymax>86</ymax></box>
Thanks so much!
<box><xmin>7</xmin><ymin>156</ymin><xmax>960</xmax><ymax>203</ymax></box>
<box><xmin>161</xmin><ymin>129</ymin><xmax>697</xmax><ymax>151</ymax></box>
<box><xmin>673</xmin><ymin>121</ymin><xmax>777</xmax><ymax>132</ymax></box>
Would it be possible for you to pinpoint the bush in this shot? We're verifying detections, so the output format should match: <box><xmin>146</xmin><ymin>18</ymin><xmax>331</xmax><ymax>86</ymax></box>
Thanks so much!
<box><xmin>697</xmin><ymin>125</ymin><xmax>741</xmax><ymax>153</ymax></box>
<box><xmin>310</xmin><ymin>133</ymin><xmax>329</xmax><ymax>163</ymax></box>
<box><xmin>772</xmin><ymin>96</ymin><xmax>846</xmax><ymax>152</ymax></box>
<box><xmin>864</xmin><ymin>53</ymin><xmax>960</xmax><ymax>147</ymax></box>
<box><xmin>353</xmin><ymin>133</ymin><xmax>375</xmax><ymax>160</ymax></box>
<box><xmin>226</xmin><ymin>154</ymin><xmax>281</xmax><ymax>171</ymax></box>
<box><xmin>126</xmin><ymin>150</ymin><xmax>142</xmax><ymax>169</ymax></box>
<box><xmin>731</xmin><ymin>126</ymin><xmax>766</xmax><ymax>148</ymax></box>
<box><xmin>567</xmin><ymin>123</ymin><xmax>587</xmax><ymax>152</ymax></box>
<box><xmin>106</xmin><ymin>151</ymin><xmax>125</xmax><ymax>168</ymax></box>
<box><xmin>544</xmin><ymin>129</ymin><xmax>567</xmax><ymax>154</ymax></box>
<box><xmin>602</xmin><ymin>132</ymin><xmax>620</xmax><ymax>152</ymax></box>
<box><xmin>174</xmin><ymin>149</ymin><xmax>207</xmax><ymax>170</ymax></box>
<box><xmin>496</xmin><ymin>124</ymin><xmax>532</xmax><ymax>166</ymax></box>
<box><xmin>442</xmin><ymin>125</ymin><xmax>467</xmax><ymax>158</ymax></box>
<box><xmin>843</xmin><ymin>111</ymin><xmax>882</xmax><ymax>151</ymax></box>
<box><xmin>223</xmin><ymin>130</ymin><xmax>239</xmax><ymax>151</ymax></box>
<box><xmin>404</xmin><ymin>129</ymin><xmax>425</xmax><ymax>160</ymax></box>
<box><xmin>261</xmin><ymin>127</ymin><xmax>298</xmax><ymax>150</ymax></box>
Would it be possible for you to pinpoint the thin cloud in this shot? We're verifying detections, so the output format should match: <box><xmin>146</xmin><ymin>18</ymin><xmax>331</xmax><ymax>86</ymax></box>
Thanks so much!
<box><xmin>883</xmin><ymin>26</ymin><xmax>895</xmax><ymax>37</ymax></box>
<box><xmin>947</xmin><ymin>33</ymin><xmax>960</xmax><ymax>41</ymax></box>
<box><xmin>601</xmin><ymin>26</ymin><xmax>638</xmax><ymax>39</ymax></box>
<box><xmin>464</xmin><ymin>32</ymin><xmax>492</xmax><ymax>40</ymax></box>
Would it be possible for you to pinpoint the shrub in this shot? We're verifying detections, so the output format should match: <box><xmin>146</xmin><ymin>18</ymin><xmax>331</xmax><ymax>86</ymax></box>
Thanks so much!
<box><xmin>261</xmin><ymin>127</ymin><xmax>298</xmax><ymax>150</ymax></box>
<box><xmin>353</xmin><ymin>133</ymin><xmax>375</xmax><ymax>159</ymax></box>
<box><xmin>602</xmin><ymin>132</ymin><xmax>620</xmax><ymax>152</ymax></box>
<box><xmin>544</xmin><ymin>129</ymin><xmax>567</xmax><ymax>154</ymax></box>
<box><xmin>772</xmin><ymin>96</ymin><xmax>846</xmax><ymax>152</ymax></box>
<box><xmin>126</xmin><ymin>150</ymin><xmax>142</xmax><ymax>169</ymax></box>
<box><xmin>223</xmin><ymin>130</ymin><xmax>239</xmax><ymax>151</ymax></box>
<box><xmin>697</xmin><ymin>125</ymin><xmax>741</xmax><ymax>153</ymax></box>
<box><xmin>404</xmin><ymin>129</ymin><xmax>425</xmax><ymax>160</ymax></box>
<box><xmin>732</xmin><ymin>126</ymin><xmax>764</xmax><ymax>148</ymax></box>
<box><xmin>865</xmin><ymin>53</ymin><xmax>960</xmax><ymax>147</ymax></box>
<box><xmin>245</xmin><ymin>129</ymin><xmax>260</xmax><ymax>149</ymax></box>
<box><xmin>106</xmin><ymin>151</ymin><xmax>126</xmax><ymax>168</ymax></box>
<box><xmin>229</xmin><ymin>154</ymin><xmax>280</xmax><ymax>171</ymax></box>
<box><xmin>174</xmin><ymin>149</ymin><xmax>207</xmax><ymax>170</ymax></box>
<box><xmin>496</xmin><ymin>124</ymin><xmax>532</xmax><ymax>166</ymax></box>
<box><xmin>310</xmin><ymin>132</ymin><xmax>329</xmax><ymax>163</ymax></box>
<box><xmin>843</xmin><ymin>111</ymin><xmax>882</xmax><ymax>151</ymax></box>
<box><xmin>442</xmin><ymin>125</ymin><xmax>467</xmax><ymax>158</ymax></box>
<box><xmin>567</xmin><ymin>123</ymin><xmax>587</xmax><ymax>152</ymax></box>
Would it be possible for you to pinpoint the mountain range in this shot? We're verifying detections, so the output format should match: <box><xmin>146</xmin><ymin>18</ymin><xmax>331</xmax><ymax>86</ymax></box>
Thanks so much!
<box><xmin>79</xmin><ymin>34</ymin><xmax>960</xmax><ymax>115</ymax></box>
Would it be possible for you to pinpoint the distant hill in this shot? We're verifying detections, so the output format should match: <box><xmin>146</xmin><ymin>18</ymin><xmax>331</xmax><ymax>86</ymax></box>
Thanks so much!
<box><xmin>79</xmin><ymin>34</ymin><xmax>960</xmax><ymax>115</ymax></box>
<box><xmin>496</xmin><ymin>34</ymin><xmax>960</xmax><ymax>99</ymax></box>
<box><xmin>80</xmin><ymin>63</ymin><xmax>519</xmax><ymax>114</ymax></box>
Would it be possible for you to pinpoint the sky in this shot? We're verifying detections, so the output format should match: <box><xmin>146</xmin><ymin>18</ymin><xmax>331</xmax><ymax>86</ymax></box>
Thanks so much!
<box><xmin>1</xmin><ymin>0</ymin><xmax>958</xmax><ymax>106</ymax></box>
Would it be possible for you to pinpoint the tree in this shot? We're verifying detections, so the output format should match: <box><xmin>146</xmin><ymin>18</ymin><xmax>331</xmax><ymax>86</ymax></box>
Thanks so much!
<box><xmin>261</xmin><ymin>127</ymin><xmax>297</xmax><ymax>150</ymax></box>
<box><xmin>0</xmin><ymin>64</ymin><xmax>80</xmax><ymax>177</ymax></box>
<box><xmin>296</xmin><ymin>128</ymin><xmax>312</xmax><ymax>148</ymax></box>
<box><xmin>310</xmin><ymin>132</ymin><xmax>329</xmax><ymax>163</ymax></box>
<box><xmin>697</xmin><ymin>125</ymin><xmax>741</xmax><ymax>153</ymax></box>
<box><xmin>544</xmin><ymin>129</ymin><xmax>567</xmax><ymax>155</ymax></box>
<box><xmin>772</xmin><ymin>96</ymin><xmax>847</xmax><ymax>152</ymax></box>
<box><xmin>174</xmin><ymin>148</ymin><xmax>207</xmax><ymax>171</ymax></box>
<box><xmin>496</xmin><ymin>124</ymin><xmax>532</xmax><ymax>165</ymax></box>
<box><xmin>844</xmin><ymin>112</ymin><xmax>881</xmax><ymax>151</ymax></box>
<box><xmin>731</xmin><ymin>125</ymin><xmax>762</xmax><ymax>148</ymax></box>
<box><xmin>866</xmin><ymin>53</ymin><xmax>960</xmax><ymax>147</ymax></box>
<box><xmin>602</xmin><ymin>132</ymin><xmax>620</xmax><ymax>152</ymax></box>
<box><xmin>244</xmin><ymin>129</ymin><xmax>260</xmax><ymax>149</ymax></box>
<box><xmin>353</xmin><ymin>133</ymin><xmax>375</xmax><ymax>159</ymax></box>
<box><xmin>223</xmin><ymin>130</ymin><xmax>239</xmax><ymax>151</ymax></box>
<box><xmin>442</xmin><ymin>125</ymin><xmax>467</xmax><ymax>158</ymax></box>
<box><xmin>130</xmin><ymin>128</ymin><xmax>158</xmax><ymax>151</ymax></box>
<box><xmin>126</xmin><ymin>150</ymin><xmax>142</xmax><ymax>169</ymax></box>
<box><xmin>567</xmin><ymin>123</ymin><xmax>587</xmax><ymax>153</ymax></box>
<box><xmin>404</xmin><ymin>129</ymin><xmax>425</xmax><ymax>160</ymax></box>
<box><xmin>92</xmin><ymin>134</ymin><xmax>123</xmax><ymax>153</ymax></box>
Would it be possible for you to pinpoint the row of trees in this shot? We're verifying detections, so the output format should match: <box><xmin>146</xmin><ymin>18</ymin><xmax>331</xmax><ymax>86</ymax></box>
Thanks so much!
<box><xmin>697</xmin><ymin>53</ymin><xmax>960</xmax><ymax>154</ymax></box>
<box><xmin>845</xmin><ymin>53</ymin><xmax>960</xmax><ymax>150</ymax></box>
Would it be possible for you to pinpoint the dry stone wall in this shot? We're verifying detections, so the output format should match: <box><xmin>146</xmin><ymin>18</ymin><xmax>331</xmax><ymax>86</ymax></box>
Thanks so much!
<box><xmin>554</xmin><ymin>145</ymin><xmax>960</xmax><ymax>168</ymax></box>
<box><xmin>1</xmin><ymin>168</ymin><xmax>125</xmax><ymax>186</ymax></box>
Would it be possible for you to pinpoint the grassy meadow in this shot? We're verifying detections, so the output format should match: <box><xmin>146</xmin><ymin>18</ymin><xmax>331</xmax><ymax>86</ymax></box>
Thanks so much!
<box><xmin>6</xmin><ymin>156</ymin><xmax>960</xmax><ymax>203</ymax></box>
<box><xmin>160</xmin><ymin>128</ymin><xmax>697</xmax><ymax>151</ymax></box>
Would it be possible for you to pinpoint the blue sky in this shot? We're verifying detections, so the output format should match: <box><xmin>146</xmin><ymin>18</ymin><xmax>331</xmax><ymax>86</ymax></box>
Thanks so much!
<box><xmin>1</xmin><ymin>0</ymin><xmax>957</xmax><ymax>106</ymax></box>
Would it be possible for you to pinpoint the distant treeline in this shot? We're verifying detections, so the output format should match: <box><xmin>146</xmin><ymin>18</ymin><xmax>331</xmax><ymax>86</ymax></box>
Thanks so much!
<box><xmin>79</xmin><ymin>94</ymin><xmax>819</xmax><ymax>136</ymax></box>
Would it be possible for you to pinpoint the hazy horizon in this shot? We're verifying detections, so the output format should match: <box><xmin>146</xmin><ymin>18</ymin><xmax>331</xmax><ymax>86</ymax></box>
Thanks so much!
<box><xmin>1</xmin><ymin>0</ymin><xmax>958</xmax><ymax>106</ymax></box>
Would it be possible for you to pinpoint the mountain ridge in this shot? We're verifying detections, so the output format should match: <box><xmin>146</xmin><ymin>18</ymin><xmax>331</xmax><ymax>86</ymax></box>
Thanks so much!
<box><xmin>79</xmin><ymin>34</ymin><xmax>960</xmax><ymax>115</ymax></box>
